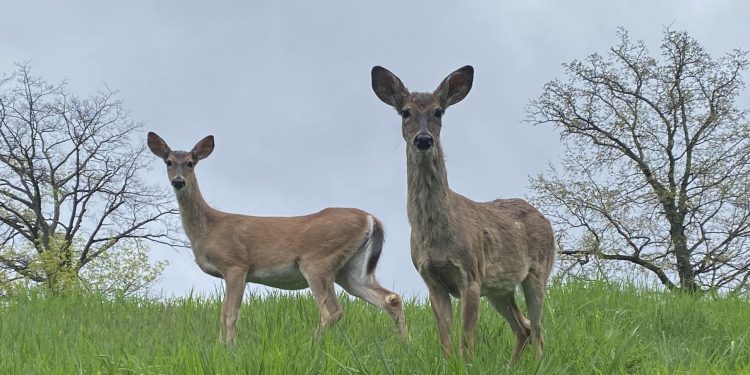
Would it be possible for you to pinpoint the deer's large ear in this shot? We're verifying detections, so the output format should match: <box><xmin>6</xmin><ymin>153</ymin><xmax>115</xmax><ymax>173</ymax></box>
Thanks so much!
<box><xmin>371</xmin><ymin>66</ymin><xmax>409</xmax><ymax>109</ymax></box>
<box><xmin>434</xmin><ymin>65</ymin><xmax>473</xmax><ymax>108</ymax></box>
<box><xmin>147</xmin><ymin>132</ymin><xmax>171</xmax><ymax>160</ymax></box>
<box><xmin>191</xmin><ymin>135</ymin><xmax>214</xmax><ymax>160</ymax></box>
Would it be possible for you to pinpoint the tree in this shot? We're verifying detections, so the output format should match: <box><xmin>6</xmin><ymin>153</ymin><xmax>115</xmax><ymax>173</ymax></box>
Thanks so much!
<box><xmin>527</xmin><ymin>28</ymin><xmax>750</xmax><ymax>294</ymax></box>
<box><xmin>0</xmin><ymin>63</ymin><xmax>179</xmax><ymax>295</ymax></box>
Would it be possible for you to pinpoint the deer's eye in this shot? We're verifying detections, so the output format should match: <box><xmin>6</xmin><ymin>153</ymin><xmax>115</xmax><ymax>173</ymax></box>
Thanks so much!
<box><xmin>401</xmin><ymin>110</ymin><xmax>411</xmax><ymax>119</ymax></box>
<box><xmin>434</xmin><ymin>109</ymin><xmax>444</xmax><ymax>118</ymax></box>
<box><xmin>187</xmin><ymin>161</ymin><xmax>194</xmax><ymax>168</ymax></box>
<box><xmin>165</xmin><ymin>160</ymin><xmax>172</xmax><ymax>167</ymax></box>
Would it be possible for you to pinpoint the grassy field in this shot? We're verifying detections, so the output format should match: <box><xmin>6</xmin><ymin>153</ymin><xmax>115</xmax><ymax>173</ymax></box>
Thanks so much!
<box><xmin>1</xmin><ymin>281</ymin><xmax>749</xmax><ymax>374</ymax></box>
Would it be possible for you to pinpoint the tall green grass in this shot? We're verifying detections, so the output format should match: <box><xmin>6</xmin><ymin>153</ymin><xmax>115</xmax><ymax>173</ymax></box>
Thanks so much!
<box><xmin>1</xmin><ymin>281</ymin><xmax>748</xmax><ymax>374</ymax></box>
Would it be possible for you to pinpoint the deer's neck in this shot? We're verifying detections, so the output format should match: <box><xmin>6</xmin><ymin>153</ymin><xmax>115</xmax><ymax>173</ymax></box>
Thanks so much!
<box><xmin>174</xmin><ymin>174</ymin><xmax>215</xmax><ymax>242</ymax></box>
<box><xmin>406</xmin><ymin>144</ymin><xmax>457</xmax><ymax>246</ymax></box>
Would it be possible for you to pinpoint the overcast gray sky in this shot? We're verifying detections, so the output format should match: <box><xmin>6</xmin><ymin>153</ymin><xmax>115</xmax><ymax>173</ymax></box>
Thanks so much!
<box><xmin>2</xmin><ymin>1</ymin><xmax>748</xmax><ymax>298</ymax></box>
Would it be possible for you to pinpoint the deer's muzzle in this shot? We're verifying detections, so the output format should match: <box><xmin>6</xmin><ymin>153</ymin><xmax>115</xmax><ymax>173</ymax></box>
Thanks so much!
<box><xmin>414</xmin><ymin>134</ymin><xmax>434</xmax><ymax>150</ymax></box>
<box><xmin>171</xmin><ymin>177</ymin><xmax>186</xmax><ymax>189</ymax></box>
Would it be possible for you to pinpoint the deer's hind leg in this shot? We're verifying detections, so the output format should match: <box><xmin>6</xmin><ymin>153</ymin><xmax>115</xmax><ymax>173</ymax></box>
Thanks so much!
<box><xmin>301</xmin><ymin>265</ymin><xmax>342</xmax><ymax>335</ymax></box>
<box><xmin>521</xmin><ymin>274</ymin><xmax>546</xmax><ymax>358</ymax></box>
<box><xmin>336</xmin><ymin>265</ymin><xmax>407</xmax><ymax>337</ymax></box>
<box><xmin>487</xmin><ymin>292</ymin><xmax>531</xmax><ymax>364</ymax></box>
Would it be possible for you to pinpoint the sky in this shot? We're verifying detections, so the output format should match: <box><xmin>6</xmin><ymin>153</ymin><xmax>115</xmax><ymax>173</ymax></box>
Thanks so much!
<box><xmin>1</xmin><ymin>0</ymin><xmax>748</xmax><ymax>298</ymax></box>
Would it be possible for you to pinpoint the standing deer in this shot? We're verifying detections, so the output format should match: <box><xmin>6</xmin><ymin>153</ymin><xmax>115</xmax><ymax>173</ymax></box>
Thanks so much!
<box><xmin>147</xmin><ymin>132</ymin><xmax>406</xmax><ymax>343</ymax></box>
<box><xmin>371</xmin><ymin>66</ymin><xmax>554</xmax><ymax>361</ymax></box>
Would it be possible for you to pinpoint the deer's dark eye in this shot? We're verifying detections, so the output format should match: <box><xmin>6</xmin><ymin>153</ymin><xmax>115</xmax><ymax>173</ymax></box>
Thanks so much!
<box><xmin>165</xmin><ymin>160</ymin><xmax>172</xmax><ymax>167</ymax></box>
<box><xmin>401</xmin><ymin>110</ymin><xmax>411</xmax><ymax>119</ymax></box>
<box><xmin>187</xmin><ymin>161</ymin><xmax>194</xmax><ymax>168</ymax></box>
<box><xmin>434</xmin><ymin>109</ymin><xmax>444</xmax><ymax>118</ymax></box>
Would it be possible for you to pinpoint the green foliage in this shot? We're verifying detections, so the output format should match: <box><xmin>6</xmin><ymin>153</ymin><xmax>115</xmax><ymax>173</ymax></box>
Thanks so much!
<box><xmin>0</xmin><ymin>235</ymin><xmax>166</xmax><ymax>298</ymax></box>
<box><xmin>0</xmin><ymin>234</ymin><xmax>79</xmax><ymax>294</ymax></box>
<box><xmin>1</xmin><ymin>281</ymin><xmax>748</xmax><ymax>374</ymax></box>
<box><xmin>32</xmin><ymin>235</ymin><xmax>81</xmax><ymax>293</ymax></box>
<box><xmin>79</xmin><ymin>239</ymin><xmax>167</xmax><ymax>298</ymax></box>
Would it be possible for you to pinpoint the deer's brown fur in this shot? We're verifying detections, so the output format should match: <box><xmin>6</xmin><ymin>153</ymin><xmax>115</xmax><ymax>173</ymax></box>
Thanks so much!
<box><xmin>148</xmin><ymin>132</ymin><xmax>406</xmax><ymax>343</ymax></box>
<box><xmin>372</xmin><ymin>66</ymin><xmax>554</xmax><ymax>362</ymax></box>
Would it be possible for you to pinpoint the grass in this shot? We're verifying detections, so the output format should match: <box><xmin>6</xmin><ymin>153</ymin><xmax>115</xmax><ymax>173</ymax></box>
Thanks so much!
<box><xmin>1</xmin><ymin>280</ymin><xmax>749</xmax><ymax>374</ymax></box>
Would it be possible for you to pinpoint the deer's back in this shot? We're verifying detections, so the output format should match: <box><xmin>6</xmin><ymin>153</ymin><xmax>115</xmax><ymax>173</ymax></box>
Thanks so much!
<box><xmin>192</xmin><ymin>207</ymin><xmax>374</xmax><ymax>278</ymax></box>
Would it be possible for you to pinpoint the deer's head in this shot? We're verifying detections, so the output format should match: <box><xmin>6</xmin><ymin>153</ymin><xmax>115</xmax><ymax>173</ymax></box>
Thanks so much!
<box><xmin>371</xmin><ymin>65</ymin><xmax>473</xmax><ymax>152</ymax></box>
<box><xmin>147</xmin><ymin>132</ymin><xmax>214</xmax><ymax>191</ymax></box>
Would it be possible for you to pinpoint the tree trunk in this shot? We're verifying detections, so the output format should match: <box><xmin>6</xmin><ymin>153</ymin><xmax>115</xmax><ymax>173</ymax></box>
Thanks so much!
<box><xmin>671</xmin><ymin>224</ymin><xmax>698</xmax><ymax>292</ymax></box>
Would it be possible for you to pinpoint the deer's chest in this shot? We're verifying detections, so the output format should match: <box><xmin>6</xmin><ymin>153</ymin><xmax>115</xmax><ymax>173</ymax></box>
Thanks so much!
<box><xmin>194</xmin><ymin>254</ymin><xmax>223</xmax><ymax>278</ymax></box>
<box><xmin>413</xmin><ymin>248</ymin><xmax>476</xmax><ymax>297</ymax></box>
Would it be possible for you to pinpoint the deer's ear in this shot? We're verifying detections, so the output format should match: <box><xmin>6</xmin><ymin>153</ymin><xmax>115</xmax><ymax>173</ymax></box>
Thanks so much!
<box><xmin>434</xmin><ymin>65</ymin><xmax>473</xmax><ymax>108</ymax></box>
<box><xmin>147</xmin><ymin>132</ymin><xmax>171</xmax><ymax>160</ymax></box>
<box><xmin>191</xmin><ymin>135</ymin><xmax>214</xmax><ymax>160</ymax></box>
<box><xmin>371</xmin><ymin>66</ymin><xmax>408</xmax><ymax>109</ymax></box>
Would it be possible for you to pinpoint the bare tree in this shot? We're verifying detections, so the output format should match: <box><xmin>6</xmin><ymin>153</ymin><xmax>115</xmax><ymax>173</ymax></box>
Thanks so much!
<box><xmin>527</xmin><ymin>28</ymin><xmax>750</xmax><ymax>294</ymax></box>
<box><xmin>0</xmin><ymin>63</ymin><xmax>180</xmax><ymax>293</ymax></box>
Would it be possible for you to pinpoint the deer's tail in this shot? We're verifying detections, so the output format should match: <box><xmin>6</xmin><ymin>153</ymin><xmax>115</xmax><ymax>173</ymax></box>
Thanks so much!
<box><xmin>363</xmin><ymin>215</ymin><xmax>385</xmax><ymax>277</ymax></box>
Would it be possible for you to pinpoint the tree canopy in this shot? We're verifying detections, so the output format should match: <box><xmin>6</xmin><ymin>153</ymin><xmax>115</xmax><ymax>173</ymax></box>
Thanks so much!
<box><xmin>0</xmin><ymin>63</ymin><xmax>179</xmax><ymax>294</ymax></box>
<box><xmin>527</xmin><ymin>28</ymin><xmax>750</xmax><ymax>294</ymax></box>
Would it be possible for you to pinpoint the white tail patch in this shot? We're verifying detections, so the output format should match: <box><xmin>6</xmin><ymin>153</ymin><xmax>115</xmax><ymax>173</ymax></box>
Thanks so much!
<box><xmin>361</xmin><ymin>215</ymin><xmax>375</xmax><ymax>279</ymax></box>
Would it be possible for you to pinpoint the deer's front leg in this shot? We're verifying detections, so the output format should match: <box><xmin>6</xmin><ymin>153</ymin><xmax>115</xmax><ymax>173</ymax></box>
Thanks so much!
<box><xmin>427</xmin><ymin>285</ymin><xmax>454</xmax><ymax>357</ymax></box>
<box><xmin>221</xmin><ymin>268</ymin><xmax>248</xmax><ymax>345</ymax></box>
<box><xmin>460</xmin><ymin>281</ymin><xmax>481</xmax><ymax>358</ymax></box>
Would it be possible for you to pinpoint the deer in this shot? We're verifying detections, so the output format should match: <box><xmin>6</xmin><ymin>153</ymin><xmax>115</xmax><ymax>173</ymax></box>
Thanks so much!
<box><xmin>371</xmin><ymin>66</ymin><xmax>555</xmax><ymax>362</ymax></box>
<box><xmin>147</xmin><ymin>132</ymin><xmax>407</xmax><ymax>343</ymax></box>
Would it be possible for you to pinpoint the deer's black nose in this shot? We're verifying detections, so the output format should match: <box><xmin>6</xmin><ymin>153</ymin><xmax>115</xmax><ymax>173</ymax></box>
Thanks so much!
<box><xmin>171</xmin><ymin>177</ymin><xmax>186</xmax><ymax>189</ymax></box>
<box><xmin>414</xmin><ymin>134</ymin><xmax>434</xmax><ymax>150</ymax></box>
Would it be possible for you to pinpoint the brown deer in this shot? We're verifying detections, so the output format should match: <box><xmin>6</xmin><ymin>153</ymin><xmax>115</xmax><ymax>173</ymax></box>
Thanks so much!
<box><xmin>371</xmin><ymin>66</ymin><xmax>554</xmax><ymax>361</ymax></box>
<box><xmin>147</xmin><ymin>132</ymin><xmax>407</xmax><ymax>343</ymax></box>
